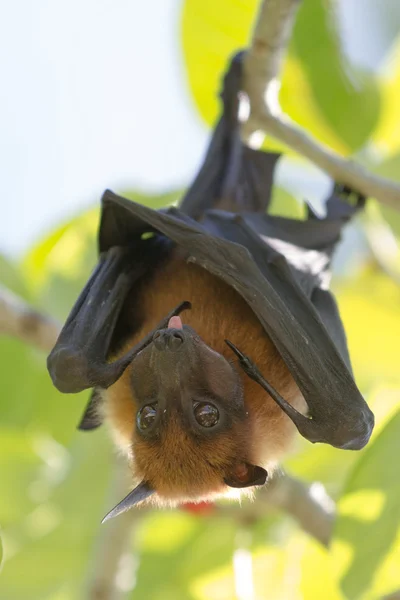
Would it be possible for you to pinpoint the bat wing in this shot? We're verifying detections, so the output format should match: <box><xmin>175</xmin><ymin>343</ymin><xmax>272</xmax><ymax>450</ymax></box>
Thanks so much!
<box><xmin>179</xmin><ymin>51</ymin><xmax>280</xmax><ymax>218</ymax></box>
<box><xmin>98</xmin><ymin>190</ymin><xmax>373</xmax><ymax>450</ymax></box>
<box><xmin>310</xmin><ymin>287</ymin><xmax>352</xmax><ymax>373</ymax></box>
<box><xmin>47</xmin><ymin>246</ymin><xmax>143</xmax><ymax>394</ymax></box>
<box><xmin>47</xmin><ymin>229</ymin><xmax>189</xmax><ymax>395</ymax></box>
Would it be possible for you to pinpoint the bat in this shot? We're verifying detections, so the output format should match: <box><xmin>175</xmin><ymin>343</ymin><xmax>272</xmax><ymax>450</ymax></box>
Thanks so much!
<box><xmin>47</xmin><ymin>52</ymin><xmax>374</xmax><ymax>522</ymax></box>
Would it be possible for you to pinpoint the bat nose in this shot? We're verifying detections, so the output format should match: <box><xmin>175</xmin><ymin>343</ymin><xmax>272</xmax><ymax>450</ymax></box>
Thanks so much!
<box><xmin>153</xmin><ymin>329</ymin><xmax>185</xmax><ymax>352</ymax></box>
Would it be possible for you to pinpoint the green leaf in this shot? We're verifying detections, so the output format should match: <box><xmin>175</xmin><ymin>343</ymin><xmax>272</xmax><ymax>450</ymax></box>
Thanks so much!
<box><xmin>333</xmin><ymin>409</ymin><xmax>400</xmax><ymax>599</ymax></box>
<box><xmin>300</xmin><ymin>535</ymin><xmax>344</xmax><ymax>600</ymax></box>
<box><xmin>22</xmin><ymin>190</ymin><xmax>182</xmax><ymax>320</ymax></box>
<box><xmin>134</xmin><ymin>514</ymin><xmax>236</xmax><ymax>600</ymax></box>
<box><xmin>22</xmin><ymin>219</ymin><xmax>78</xmax><ymax>296</ymax></box>
<box><xmin>0</xmin><ymin>255</ymin><xmax>30</xmax><ymax>299</ymax></box>
<box><xmin>370</xmin><ymin>155</ymin><xmax>400</xmax><ymax>241</ymax></box>
<box><xmin>181</xmin><ymin>0</ymin><xmax>350</xmax><ymax>154</ymax></box>
<box><xmin>334</xmin><ymin>271</ymin><xmax>400</xmax><ymax>391</ymax></box>
<box><xmin>0</xmin><ymin>532</ymin><xmax>3</xmax><ymax>573</ymax></box>
<box><xmin>22</xmin><ymin>208</ymin><xmax>99</xmax><ymax>319</ymax></box>
<box><xmin>0</xmin><ymin>428</ymin><xmax>44</xmax><ymax>524</ymax></box>
<box><xmin>373</xmin><ymin>38</ymin><xmax>400</xmax><ymax>155</ymax></box>
<box><xmin>0</xmin><ymin>336</ymin><xmax>85</xmax><ymax>446</ymax></box>
<box><xmin>269</xmin><ymin>186</ymin><xmax>306</xmax><ymax>220</ymax></box>
<box><xmin>291</xmin><ymin>0</ymin><xmax>380</xmax><ymax>151</ymax></box>
<box><xmin>0</xmin><ymin>432</ymin><xmax>113</xmax><ymax>599</ymax></box>
<box><xmin>181</xmin><ymin>0</ymin><xmax>257</xmax><ymax>126</ymax></box>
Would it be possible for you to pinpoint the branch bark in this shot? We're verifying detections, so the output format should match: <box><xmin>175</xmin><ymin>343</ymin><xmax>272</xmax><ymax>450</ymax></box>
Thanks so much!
<box><xmin>383</xmin><ymin>591</ymin><xmax>400</xmax><ymax>600</ymax></box>
<box><xmin>0</xmin><ymin>285</ymin><xmax>60</xmax><ymax>351</ymax></box>
<box><xmin>220</xmin><ymin>471</ymin><xmax>335</xmax><ymax>547</ymax></box>
<box><xmin>363</xmin><ymin>214</ymin><xmax>400</xmax><ymax>286</ymax></box>
<box><xmin>259</xmin><ymin>472</ymin><xmax>335</xmax><ymax>546</ymax></box>
<box><xmin>243</xmin><ymin>0</ymin><xmax>400</xmax><ymax>211</ymax></box>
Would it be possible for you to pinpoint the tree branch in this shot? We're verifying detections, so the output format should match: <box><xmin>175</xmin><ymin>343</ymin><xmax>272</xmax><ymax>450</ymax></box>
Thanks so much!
<box><xmin>243</xmin><ymin>0</ymin><xmax>400</xmax><ymax>211</ymax></box>
<box><xmin>363</xmin><ymin>213</ymin><xmax>400</xmax><ymax>286</ymax></box>
<box><xmin>259</xmin><ymin>472</ymin><xmax>335</xmax><ymax>546</ymax></box>
<box><xmin>0</xmin><ymin>285</ymin><xmax>60</xmax><ymax>351</ymax></box>
<box><xmin>220</xmin><ymin>472</ymin><xmax>335</xmax><ymax>547</ymax></box>
<box><xmin>383</xmin><ymin>591</ymin><xmax>400</xmax><ymax>600</ymax></box>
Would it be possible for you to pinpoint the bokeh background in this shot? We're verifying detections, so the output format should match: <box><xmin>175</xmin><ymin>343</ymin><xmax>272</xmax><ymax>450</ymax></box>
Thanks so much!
<box><xmin>1</xmin><ymin>0</ymin><xmax>400</xmax><ymax>598</ymax></box>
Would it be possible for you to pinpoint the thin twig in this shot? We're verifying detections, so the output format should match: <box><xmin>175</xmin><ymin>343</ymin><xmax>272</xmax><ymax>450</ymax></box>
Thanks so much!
<box><xmin>243</xmin><ymin>0</ymin><xmax>400</xmax><ymax>211</ymax></box>
<box><xmin>0</xmin><ymin>285</ymin><xmax>60</xmax><ymax>351</ymax></box>
<box><xmin>363</xmin><ymin>213</ymin><xmax>400</xmax><ymax>286</ymax></box>
<box><xmin>243</xmin><ymin>0</ymin><xmax>301</xmax><ymax>140</ymax></box>
<box><xmin>259</xmin><ymin>473</ymin><xmax>335</xmax><ymax>546</ymax></box>
<box><xmin>219</xmin><ymin>472</ymin><xmax>335</xmax><ymax>547</ymax></box>
<box><xmin>383</xmin><ymin>591</ymin><xmax>400</xmax><ymax>600</ymax></box>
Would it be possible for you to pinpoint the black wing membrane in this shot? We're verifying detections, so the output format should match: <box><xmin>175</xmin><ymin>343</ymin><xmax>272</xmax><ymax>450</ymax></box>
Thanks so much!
<box><xmin>47</xmin><ymin>51</ymin><xmax>374</xmax><ymax>450</ymax></box>
<box><xmin>47</xmin><ymin>240</ymin><xmax>190</xmax><ymax>394</ymax></box>
<box><xmin>179</xmin><ymin>51</ymin><xmax>280</xmax><ymax>218</ymax></box>
<box><xmin>47</xmin><ymin>246</ymin><xmax>140</xmax><ymax>394</ymax></box>
<box><xmin>98</xmin><ymin>190</ymin><xmax>373</xmax><ymax>450</ymax></box>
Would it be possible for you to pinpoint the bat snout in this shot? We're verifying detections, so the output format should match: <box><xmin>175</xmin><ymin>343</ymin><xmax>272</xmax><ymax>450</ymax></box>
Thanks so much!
<box><xmin>153</xmin><ymin>328</ymin><xmax>185</xmax><ymax>352</ymax></box>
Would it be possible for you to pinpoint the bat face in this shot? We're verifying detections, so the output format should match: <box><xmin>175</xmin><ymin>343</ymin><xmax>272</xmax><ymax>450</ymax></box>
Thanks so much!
<box><xmin>127</xmin><ymin>316</ymin><xmax>267</xmax><ymax>503</ymax></box>
<box><xmin>131</xmin><ymin>320</ymin><xmax>244</xmax><ymax>437</ymax></box>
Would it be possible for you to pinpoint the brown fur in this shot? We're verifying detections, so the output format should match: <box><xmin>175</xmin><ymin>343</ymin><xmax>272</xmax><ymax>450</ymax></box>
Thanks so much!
<box><xmin>103</xmin><ymin>249</ymin><xmax>306</xmax><ymax>504</ymax></box>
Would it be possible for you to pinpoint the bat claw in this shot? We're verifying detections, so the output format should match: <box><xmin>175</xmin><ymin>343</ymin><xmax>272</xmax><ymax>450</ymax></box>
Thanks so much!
<box><xmin>225</xmin><ymin>339</ymin><xmax>260</xmax><ymax>379</ymax></box>
<box><xmin>176</xmin><ymin>300</ymin><xmax>192</xmax><ymax>315</ymax></box>
<box><xmin>225</xmin><ymin>339</ymin><xmax>244</xmax><ymax>360</ymax></box>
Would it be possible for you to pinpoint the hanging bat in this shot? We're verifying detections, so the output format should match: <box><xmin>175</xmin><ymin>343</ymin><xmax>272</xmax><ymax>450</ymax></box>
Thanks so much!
<box><xmin>47</xmin><ymin>52</ymin><xmax>374</xmax><ymax>521</ymax></box>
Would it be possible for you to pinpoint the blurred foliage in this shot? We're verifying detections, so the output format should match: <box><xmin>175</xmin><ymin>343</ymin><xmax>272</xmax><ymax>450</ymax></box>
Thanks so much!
<box><xmin>334</xmin><ymin>409</ymin><xmax>400</xmax><ymax>600</ymax></box>
<box><xmin>291</xmin><ymin>0</ymin><xmax>381</xmax><ymax>151</ymax></box>
<box><xmin>373</xmin><ymin>39</ymin><xmax>400</xmax><ymax>155</ymax></box>
<box><xmin>1</xmin><ymin>0</ymin><xmax>400</xmax><ymax>598</ymax></box>
<box><xmin>182</xmin><ymin>0</ymin><xmax>382</xmax><ymax>154</ymax></box>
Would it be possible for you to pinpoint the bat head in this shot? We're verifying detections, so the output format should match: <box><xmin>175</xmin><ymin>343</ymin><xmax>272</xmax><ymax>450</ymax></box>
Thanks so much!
<box><xmin>104</xmin><ymin>315</ymin><xmax>268</xmax><ymax>517</ymax></box>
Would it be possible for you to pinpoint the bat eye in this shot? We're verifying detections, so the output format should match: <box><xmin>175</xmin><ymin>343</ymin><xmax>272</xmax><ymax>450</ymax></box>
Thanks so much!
<box><xmin>137</xmin><ymin>404</ymin><xmax>158</xmax><ymax>431</ymax></box>
<box><xmin>194</xmin><ymin>403</ymin><xmax>219</xmax><ymax>428</ymax></box>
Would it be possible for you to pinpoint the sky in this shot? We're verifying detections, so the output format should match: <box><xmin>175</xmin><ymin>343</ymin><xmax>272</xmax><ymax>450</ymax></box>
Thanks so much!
<box><xmin>1</xmin><ymin>0</ymin><xmax>399</xmax><ymax>257</ymax></box>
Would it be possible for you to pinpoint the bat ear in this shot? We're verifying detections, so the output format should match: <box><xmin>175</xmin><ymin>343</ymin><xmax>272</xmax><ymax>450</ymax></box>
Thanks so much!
<box><xmin>101</xmin><ymin>481</ymin><xmax>154</xmax><ymax>523</ymax></box>
<box><xmin>224</xmin><ymin>463</ymin><xmax>268</xmax><ymax>489</ymax></box>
